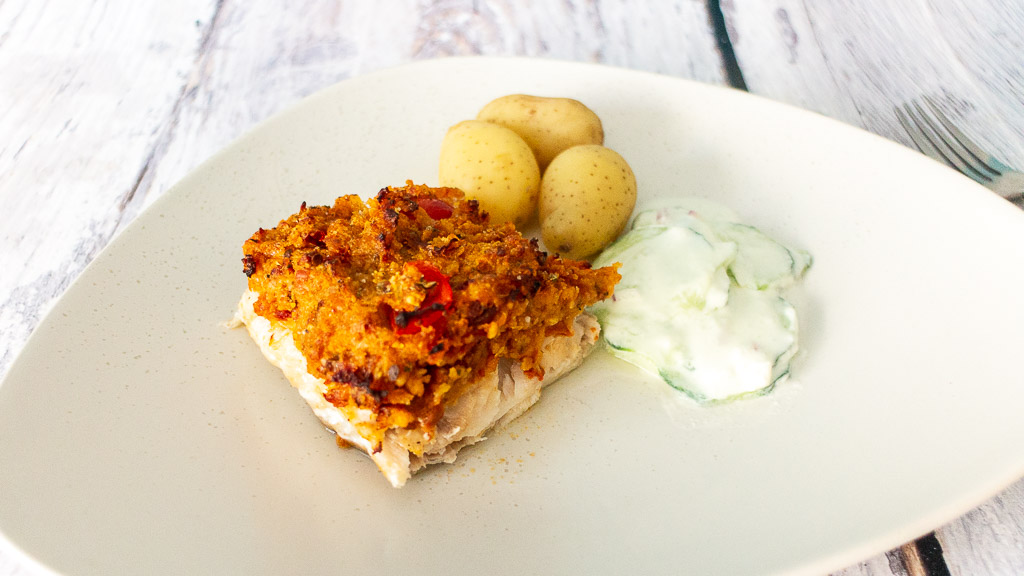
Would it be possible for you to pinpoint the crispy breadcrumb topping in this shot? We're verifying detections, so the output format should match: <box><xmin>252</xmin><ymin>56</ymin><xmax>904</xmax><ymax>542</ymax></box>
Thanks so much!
<box><xmin>242</xmin><ymin>182</ymin><xmax>619</xmax><ymax>449</ymax></box>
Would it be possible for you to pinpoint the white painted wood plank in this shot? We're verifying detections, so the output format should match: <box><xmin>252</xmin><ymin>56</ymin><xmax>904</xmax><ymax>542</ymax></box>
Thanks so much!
<box><xmin>938</xmin><ymin>478</ymin><xmax>1024</xmax><ymax>576</ymax></box>
<box><xmin>717</xmin><ymin>0</ymin><xmax>863</xmax><ymax>121</ymax></box>
<box><xmin>723</xmin><ymin>0</ymin><xmax>1024</xmax><ymax>167</ymax></box>
<box><xmin>0</xmin><ymin>0</ymin><xmax>217</xmax><ymax>375</ymax></box>
<box><xmin>0</xmin><ymin>542</ymin><xmax>28</xmax><ymax>576</ymax></box>
<box><xmin>834</xmin><ymin>549</ymin><xmax>908</xmax><ymax>576</ymax></box>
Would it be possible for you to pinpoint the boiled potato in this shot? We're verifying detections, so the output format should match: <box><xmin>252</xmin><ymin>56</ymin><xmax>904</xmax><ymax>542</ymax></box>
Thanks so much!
<box><xmin>540</xmin><ymin>145</ymin><xmax>636</xmax><ymax>260</ymax></box>
<box><xmin>438</xmin><ymin>120</ymin><xmax>540</xmax><ymax>227</ymax></box>
<box><xmin>477</xmin><ymin>94</ymin><xmax>604</xmax><ymax>170</ymax></box>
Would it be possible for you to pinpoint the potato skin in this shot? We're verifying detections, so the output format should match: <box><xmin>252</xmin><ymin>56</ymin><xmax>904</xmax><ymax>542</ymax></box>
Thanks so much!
<box><xmin>438</xmin><ymin>120</ymin><xmax>541</xmax><ymax>227</ymax></box>
<box><xmin>540</xmin><ymin>145</ymin><xmax>637</xmax><ymax>260</ymax></box>
<box><xmin>477</xmin><ymin>94</ymin><xmax>604</xmax><ymax>170</ymax></box>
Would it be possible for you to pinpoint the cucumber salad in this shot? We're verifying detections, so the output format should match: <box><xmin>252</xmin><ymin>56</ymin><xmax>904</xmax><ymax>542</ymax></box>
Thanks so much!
<box><xmin>591</xmin><ymin>199</ymin><xmax>811</xmax><ymax>403</ymax></box>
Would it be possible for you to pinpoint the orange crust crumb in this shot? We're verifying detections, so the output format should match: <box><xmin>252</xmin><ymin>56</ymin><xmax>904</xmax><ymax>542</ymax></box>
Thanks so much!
<box><xmin>242</xmin><ymin>182</ymin><xmax>619</xmax><ymax>449</ymax></box>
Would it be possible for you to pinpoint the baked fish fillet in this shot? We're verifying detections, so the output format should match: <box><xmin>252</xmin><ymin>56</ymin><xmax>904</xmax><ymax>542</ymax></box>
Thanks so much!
<box><xmin>237</xmin><ymin>183</ymin><xmax>619</xmax><ymax>487</ymax></box>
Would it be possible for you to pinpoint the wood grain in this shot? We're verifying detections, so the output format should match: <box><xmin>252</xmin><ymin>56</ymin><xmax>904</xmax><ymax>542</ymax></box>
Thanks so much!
<box><xmin>0</xmin><ymin>0</ymin><xmax>217</xmax><ymax>373</ymax></box>
<box><xmin>723</xmin><ymin>0</ymin><xmax>1024</xmax><ymax>165</ymax></box>
<box><xmin>938</xmin><ymin>486</ymin><xmax>1024</xmax><ymax>575</ymax></box>
<box><xmin>837</xmin><ymin>549</ymin><xmax>909</xmax><ymax>576</ymax></box>
<box><xmin>900</xmin><ymin>542</ymin><xmax>928</xmax><ymax>576</ymax></box>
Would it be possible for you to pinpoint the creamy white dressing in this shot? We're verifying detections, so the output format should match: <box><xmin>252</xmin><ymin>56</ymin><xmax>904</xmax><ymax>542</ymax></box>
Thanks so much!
<box><xmin>591</xmin><ymin>200</ymin><xmax>811</xmax><ymax>402</ymax></box>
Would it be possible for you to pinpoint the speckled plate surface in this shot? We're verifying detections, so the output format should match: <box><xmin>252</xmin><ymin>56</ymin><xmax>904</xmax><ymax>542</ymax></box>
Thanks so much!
<box><xmin>3</xmin><ymin>57</ymin><xmax>1024</xmax><ymax>576</ymax></box>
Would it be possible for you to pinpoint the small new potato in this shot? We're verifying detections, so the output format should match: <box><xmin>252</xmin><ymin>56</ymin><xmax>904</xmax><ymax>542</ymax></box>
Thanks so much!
<box><xmin>477</xmin><ymin>94</ymin><xmax>604</xmax><ymax>170</ymax></box>
<box><xmin>540</xmin><ymin>145</ymin><xmax>637</xmax><ymax>260</ymax></box>
<box><xmin>438</xmin><ymin>120</ymin><xmax>540</xmax><ymax>227</ymax></box>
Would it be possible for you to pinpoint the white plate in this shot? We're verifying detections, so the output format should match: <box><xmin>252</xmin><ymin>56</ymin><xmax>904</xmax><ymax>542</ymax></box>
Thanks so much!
<box><xmin>3</xmin><ymin>57</ymin><xmax>1024</xmax><ymax>576</ymax></box>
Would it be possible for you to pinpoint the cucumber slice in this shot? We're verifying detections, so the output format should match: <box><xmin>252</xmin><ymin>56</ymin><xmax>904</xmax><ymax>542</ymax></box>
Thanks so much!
<box><xmin>633</xmin><ymin>208</ymin><xmax>812</xmax><ymax>290</ymax></box>
<box><xmin>715</xmin><ymin>222</ymin><xmax>799</xmax><ymax>290</ymax></box>
<box><xmin>592</xmin><ymin>225</ymin><xmax>668</xmax><ymax>270</ymax></box>
<box><xmin>594</xmin><ymin>225</ymin><xmax>735</xmax><ymax>311</ymax></box>
<box><xmin>790</xmin><ymin>248</ymin><xmax>813</xmax><ymax>278</ymax></box>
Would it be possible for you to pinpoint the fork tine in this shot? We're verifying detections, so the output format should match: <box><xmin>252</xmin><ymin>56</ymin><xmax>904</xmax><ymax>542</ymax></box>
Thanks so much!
<box><xmin>922</xmin><ymin>96</ymin><xmax>1011</xmax><ymax>176</ymax></box>
<box><xmin>895</xmin><ymin>105</ymin><xmax>950</xmax><ymax>167</ymax></box>
<box><xmin>908</xmin><ymin>100</ymin><xmax>995</xmax><ymax>183</ymax></box>
<box><xmin>897</xmin><ymin>103</ymin><xmax>993</xmax><ymax>184</ymax></box>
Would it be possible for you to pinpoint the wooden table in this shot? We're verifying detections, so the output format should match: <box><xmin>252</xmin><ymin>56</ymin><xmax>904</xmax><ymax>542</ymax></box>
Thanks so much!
<box><xmin>2</xmin><ymin>1</ymin><xmax>1022</xmax><ymax>574</ymax></box>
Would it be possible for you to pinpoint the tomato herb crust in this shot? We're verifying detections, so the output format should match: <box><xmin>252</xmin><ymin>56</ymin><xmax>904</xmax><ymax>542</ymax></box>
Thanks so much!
<box><xmin>242</xmin><ymin>182</ymin><xmax>620</xmax><ymax>450</ymax></box>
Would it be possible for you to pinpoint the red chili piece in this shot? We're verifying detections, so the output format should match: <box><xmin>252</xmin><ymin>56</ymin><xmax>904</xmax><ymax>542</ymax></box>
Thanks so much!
<box><xmin>304</xmin><ymin>229</ymin><xmax>327</xmax><ymax>248</ymax></box>
<box><xmin>388</xmin><ymin>262</ymin><xmax>453</xmax><ymax>335</ymax></box>
<box><xmin>417</xmin><ymin>198</ymin><xmax>454</xmax><ymax>220</ymax></box>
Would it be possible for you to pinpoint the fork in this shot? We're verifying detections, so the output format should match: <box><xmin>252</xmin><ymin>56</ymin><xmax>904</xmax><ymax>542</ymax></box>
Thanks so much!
<box><xmin>895</xmin><ymin>96</ymin><xmax>1024</xmax><ymax>205</ymax></box>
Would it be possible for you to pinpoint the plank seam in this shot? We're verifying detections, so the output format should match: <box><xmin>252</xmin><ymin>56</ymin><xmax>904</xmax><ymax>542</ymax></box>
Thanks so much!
<box><xmin>915</xmin><ymin>532</ymin><xmax>952</xmax><ymax>576</ymax></box>
<box><xmin>705</xmin><ymin>0</ymin><xmax>747</xmax><ymax>90</ymax></box>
